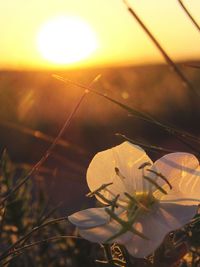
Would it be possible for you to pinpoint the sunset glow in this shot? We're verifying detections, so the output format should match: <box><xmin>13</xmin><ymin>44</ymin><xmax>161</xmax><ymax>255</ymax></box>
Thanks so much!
<box><xmin>0</xmin><ymin>0</ymin><xmax>200</xmax><ymax>69</ymax></box>
<box><xmin>37</xmin><ymin>16</ymin><xmax>98</xmax><ymax>65</ymax></box>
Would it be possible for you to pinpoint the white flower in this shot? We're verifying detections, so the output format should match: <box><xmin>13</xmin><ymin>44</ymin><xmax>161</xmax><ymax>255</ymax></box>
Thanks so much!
<box><xmin>68</xmin><ymin>142</ymin><xmax>200</xmax><ymax>258</ymax></box>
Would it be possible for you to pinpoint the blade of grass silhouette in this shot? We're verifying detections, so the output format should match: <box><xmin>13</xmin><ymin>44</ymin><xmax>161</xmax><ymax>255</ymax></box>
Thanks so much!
<box><xmin>20</xmin><ymin>202</ymin><xmax>63</xmax><ymax>248</ymax></box>
<box><xmin>0</xmin><ymin>75</ymin><xmax>101</xmax><ymax>260</ymax></box>
<box><xmin>115</xmin><ymin>133</ymin><xmax>180</xmax><ymax>154</ymax></box>
<box><xmin>15</xmin><ymin>162</ymin><xmax>56</xmax><ymax>175</ymax></box>
<box><xmin>54</xmin><ymin>75</ymin><xmax>187</xmax><ymax>133</ymax></box>
<box><xmin>122</xmin><ymin>0</ymin><xmax>199</xmax><ymax>97</ymax></box>
<box><xmin>0</xmin><ymin>89</ymin><xmax>88</xmax><ymax>207</ymax></box>
<box><xmin>172</xmin><ymin>134</ymin><xmax>200</xmax><ymax>156</ymax></box>
<box><xmin>54</xmin><ymin>75</ymin><xmax>200</xmax><ymax>150</ymax></box>
<box><xmin>0</xmin><ymin>73</ymin><xmax>102</xmax><ymax>204</ymax></box>
<box><xmin>124</xmin><ymin>113</ymin><xmax>200</xmax><ymax>152</ymax></box>
<box><xmin>53</xmin><ymin>74</ymin><xmax>154</xmax><ymax>123</ymax></box>
<box><xmin>185</xmin><ymin>63</ymin><xmax>200</xmax><ymax>69</ymax></box>
<box><xmin>38</xmin><ymin>202</ymin><xmax>63</xmax><ymax>225</ymax></box>
<box><xmin>0</xmin><ymin>216</ymin><xmax>72</xmax><ymax>261</ymax></box>
<box><xmin>118</xmin><ymin>132</ymin><xmax>200</xmax><ymax>157</ymax></box>
<box><xmin>2</xmin><ymin>235</ymin><xmax>83</xmax><ymax>265</ymax></box>
<box><xmin>0</xmin><ymin>207</ymin><xmax>6</xmax><ymax>240</ymax></box>
<box><xmin>177</xmin><ymin>0</ymin><xmax>200</xmax><ymax>33</ymax></box>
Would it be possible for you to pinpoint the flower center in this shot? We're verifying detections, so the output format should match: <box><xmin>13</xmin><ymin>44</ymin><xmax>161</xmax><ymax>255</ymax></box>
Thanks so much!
<box><xmin>125</xmin><ymin>191</ymin><xmax>157</xmax><ymax>218</ymax></box>
<box><xmin>135</xmin><ymin>192</ymin><xmax>156</xmax><ymax>207</ymax></box>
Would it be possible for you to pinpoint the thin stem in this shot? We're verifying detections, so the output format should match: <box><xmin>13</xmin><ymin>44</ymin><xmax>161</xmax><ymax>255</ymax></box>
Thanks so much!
<box><xmin>20</xmin><ymin>202</ymin><xmax>63</xmax><ymax>247</ymax></box>
<box><xmin>122</xmin><ymin>0</ymin><xmax>199</xmax><ymax>97</ymax></box>
<box><xmin>54</xmin><ymin>75</ymin><xmax>200</xmax><ymax>152</ymax></box>
<box><xmin>116</xmin><ymin>133</ymin><xmax>179</xmax><ymax>154</ymax></box>
<box><xmin>0</xmin><ymin>207</ymin><xmax>6</xmax><ymax>239</ymax></box>
<box><xmin>0</xmin><ymin>91</ymin><xmax>88</xmax><ymax>207</ymax></box>
<box><xmin>177</xmin><ymin>0</ymin><xmax>200</xmax><ymax>33</ymax></box>
<box><xmin>0</xmin><ymin>216</ymin><xmax>69</xmax><ymax>261</ymax></box>
<box><xmin>2</xmin><ymin>235</ymin><xmax>83</xmax><ymax>265</ymax></box>
<box><xmin>173</xmin><ymin>134</ymin><xmax>200</xmax><ymax>156</ymax></box>
<box><xmin>186</xmin><ymin>63</ymin><xmax>200</xmax><ymax>69</ymax></box>
<box><xmin>37</xmin><ymin>202</ymin><xmax>63</xmax><ymax>226</ymax></box>
<box><xmin>102</xmin><ymin>244</ymin><xmax>115</xmax><ymax>265</ymax></box>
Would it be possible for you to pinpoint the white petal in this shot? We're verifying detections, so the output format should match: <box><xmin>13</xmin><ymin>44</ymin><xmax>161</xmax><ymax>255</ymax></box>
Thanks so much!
<box><xmin>78</xmin><ymin>203</ymin><xmax>196</xmax><ymax>258</ymax></box>
<box><xmin>158</xmin><ymin>203</ymin><xmax>197</xmax><ymax>229</ymax></box>
<box><xmin>124</xmin><ymin>203</ymin><xmax>196</xmax><ymax>258</ymax></box>
<box><xmin>79</xmin><ymin>211</ymin><xmax>131</xmax><ymax>244</ymax></box>
<box><xmin>177</xmin><ymin>166</ymin><xmax>200</xmax><ymax>202</ymax></box>
<box><xmin>124</xmin><ymin>212</ymin><xmax>170</xmax><ymax>257</ymax></box>
<box><xmin>68</xmin><ymin>208</ymin><xmax>110</xmax><ymax>229</ymax></box>
<box><xmin>151</xmin><ymin>153</ymin><xmax>200</xmax><ymax>203</ymax></box>
<box><xmin>87</xmin><ymin>142</ymin><xmax>152</xmax><ymax>204</ymax></box>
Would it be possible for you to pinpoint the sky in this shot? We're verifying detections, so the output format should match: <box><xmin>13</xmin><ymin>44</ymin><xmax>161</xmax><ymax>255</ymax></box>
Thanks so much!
<box><xmin>0</xmin><ymin>0</ymin><xmax>200</xmax><ymax>69</ymax></box>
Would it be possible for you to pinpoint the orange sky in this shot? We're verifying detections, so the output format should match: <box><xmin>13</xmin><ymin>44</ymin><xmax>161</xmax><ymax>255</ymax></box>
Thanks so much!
<box><xmin>0</xmin><ymin>0</ymin><xmax>200</xmax><ymax>69</ymax></box>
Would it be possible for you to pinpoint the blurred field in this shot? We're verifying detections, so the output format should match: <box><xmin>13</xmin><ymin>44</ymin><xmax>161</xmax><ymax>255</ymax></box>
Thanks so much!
<box><xmin>0</xmin><ymin>63</ymin><xmax>200</xmax><ymax>215</ymax></box>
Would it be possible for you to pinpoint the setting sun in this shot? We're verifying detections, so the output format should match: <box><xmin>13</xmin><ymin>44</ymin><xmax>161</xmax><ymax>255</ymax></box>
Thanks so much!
<box><xmin>36</xmin><ymin>16</ymin><xmax>98</xmax><ymax>65</ymax></box>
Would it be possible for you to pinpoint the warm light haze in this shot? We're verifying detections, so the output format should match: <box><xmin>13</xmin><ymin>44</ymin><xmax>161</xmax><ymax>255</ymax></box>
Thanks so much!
<box><xmin>37</xmin><ymin>16</ymin><xmax>98</xmax><ymax>65</ymax></box>
<box><xmin>1</xmin><ymin>0</ymin><xmax>200</xmax><ymax>69</ymax></box>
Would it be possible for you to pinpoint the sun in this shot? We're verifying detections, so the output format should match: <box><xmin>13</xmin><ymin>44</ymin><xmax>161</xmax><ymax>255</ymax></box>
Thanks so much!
<box><xmin>37</xmin><ymin>16</ymin><xmax>98</xmax><ymax>65</ymax></box>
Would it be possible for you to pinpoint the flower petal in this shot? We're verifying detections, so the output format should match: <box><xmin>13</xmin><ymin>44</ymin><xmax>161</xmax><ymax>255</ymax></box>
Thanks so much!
<box><xmin>123</xmin><ymin>203</ymin><xmax>196</xmax><ymax>257</ymax></box>
<box><xmin>78</xmin><ymin>203</ymin><xmax>196</xmax><ymax>258</ymax></box>
<box><xmin>68</xmin><ymin>208</ymin><xmax>110</xmax><ymax>229</ymax></box>
<box><xmin>87</xmin><ymin>142</ymin><xmax>152</xmax><ymax>204</ymax></box>
<box><xmin>79</xmin><ymin>211</ymin><xmax>131</xmax><ymax>244</ymax></box>
<box><xmin>124</xmin><ymin>213</ymin><xmax>169</xmax><ymax>257</ymax></box>
<box><xmin>150</xmin><ymin>153</ymin><xmax>200</xmax><ymax>204</ymax></box>
<box><xmin>157</xmin><ymin>202</ymin><xmax>197</xmax><ymax>229</ymax></box>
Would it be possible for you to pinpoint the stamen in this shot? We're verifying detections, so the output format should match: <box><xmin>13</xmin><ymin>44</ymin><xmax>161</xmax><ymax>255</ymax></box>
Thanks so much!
<box><xmin>123</xmin><ymin>192</ymin><xmax>138</xmax><ymax>218</ymax></box>
<box><xmin>124</xmin><ymin>192</ymin><xmax>150</xmax><ymax>212</ymax></box>
<box><xmin>104</xmin><ymin>188</ymin><xmax>118</xmax><ymax>197</ymax></box>
<box><xmin>105</xmin><ymin>208</ymin><xmax>148</xmax><ymax>242</ymax></box>
<box><xmin>95</xmin><ymin>192</ymin><xmax>119</xmax><ymax>209</ymax></box>
<box><xmin>147</xmin><ymin>169</ymin><xmax>173</xmax><ymax>190</ymax></box>
<box><xmin>138</xmin><ymin>162</ymin><xmax>152</xmax><ymax>169</ymax></box>
<box><xmin>115</xmin><ymin>167</ymin><xmax>126</xmax><ymax>180</ymax></box>
<box><xmin>143</xmin><ymin>175</ymin><xmax>168</xmax><ymax>195</ymax></box>
<box><xmin>139</xmin><ymin>162</ymin><xmax>153</xmax><ymax>192</ymax></box>
<box><xmin>86</xmin><ymin>182</ymin><xmax>113</xmax><ymax>197</ymax></box>
<box><xmin>111</xmin><ymin>194</ymin><xmax>120</xmax><ymax>212</ymax></box>
<box><xmin>105</xmin><ymin>208</ymin><xmax>127</xmax><ymax>225</ymax></box>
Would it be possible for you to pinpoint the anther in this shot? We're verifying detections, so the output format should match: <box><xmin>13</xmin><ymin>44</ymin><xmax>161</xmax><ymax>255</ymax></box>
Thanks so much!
<box><xmin>138</xmin><ymin>162</ymin><xmax>152</xmax><ymax>169</ymax></box>
<box><xmin>147</xmin><ymin>169</ymin><xmax>172</xmax><ymax>190</ymax></box>
<box><xmin>124</xmin><ymin>192</ymin><xmax>150</xmax><ymax>212</ymax></box>
<box><xmin>143</xmin><ymin>175</ymin><xmax>167</xmax><ymax>195</ymax></box>
<box><xmin>115</xmin><ymin>167</ymin><xmax>125</xmax><ymax>180</ymax></box>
